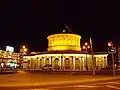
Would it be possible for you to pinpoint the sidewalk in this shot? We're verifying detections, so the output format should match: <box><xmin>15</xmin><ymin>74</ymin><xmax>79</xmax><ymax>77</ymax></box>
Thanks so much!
<box><xmin>0</xmin><ymin>72</ymin><xmax>120</xmax><ymax>87</ymax></box>
<box><xmin>0</xmin><ymin>71</ymin><xmax>16</xmax><ymax>74</ymax></box>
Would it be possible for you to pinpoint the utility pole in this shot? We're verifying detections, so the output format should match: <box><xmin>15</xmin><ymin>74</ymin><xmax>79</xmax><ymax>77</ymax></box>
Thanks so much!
<box><xmin>108</xmin><ymin>41</ymin><xmax>116</xmax><ymax>76</ymax></box>
<box><xmin>90</xmin><ymin>37</ymin><xmax>95</xmax><ymax>76</ymax></box>
<box><xmin>83</xmin><ymin>42</ymin><xmax>90</xmax><ymax>70</ymax></box>
<box><xmin>112</xmin><ymin>52</ymin><xmax>115</xmax><ymax>76</ymax></box>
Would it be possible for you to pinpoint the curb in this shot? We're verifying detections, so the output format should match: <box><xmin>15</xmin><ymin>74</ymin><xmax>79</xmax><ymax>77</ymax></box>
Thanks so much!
<box><xmin>0</xmin><ymin>77</ymin><xmax>120</xmax><ymax>88</ymax></box>
<box><xmin>0</xmin><ymin>71</ymin><xmax>17</xmax><ymax>75</ymax></box>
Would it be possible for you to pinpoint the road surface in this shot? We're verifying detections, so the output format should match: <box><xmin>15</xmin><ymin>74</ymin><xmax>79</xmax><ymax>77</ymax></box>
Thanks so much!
<box><xmin>0</xmin><ymin>79</ymin><xmax>120</xmax><ymax>90</ymax></box>
<box><xmin>0</xmin><ymin>71</ymin><xmax>120</xmax><ymax>90</ymax></box>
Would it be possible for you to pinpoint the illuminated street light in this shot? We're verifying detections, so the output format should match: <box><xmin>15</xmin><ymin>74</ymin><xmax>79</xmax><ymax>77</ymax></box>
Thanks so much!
<box><xmin>88</xmin><ymin>46</ymin><xmax>90</xmax><ymax>48</ymax></box>
<box><xmin>83</xmin><ymin>46</ymin><xmax>86</xmax><ymax>50</ymax></box>
<box><xmin>108</xmin><ymin>42</ymin><xmax>112</xmax><ymax>47</ymax></box>
<box><xmin>19</xmin><ymin>45</ymin><xmax>28</xmax><ymax>70</ymax></box>
<box><xmin>83</xmin><ymin>42</ymin><xmax>90</xmax><ymax>50</ymax></box>
<box><xmin>24</xmin><ymin>48</ymin><xmax>27</xmax><ymax>52</ymax></box>
<box><xmin>23</xmin><ymin>46</ymin><xmax>26</xmax><ymax>49</ymax></box>
<box><xmin>85</xmin><ymin>42</ymin><xmax>88</xmax><ymax>46</ymax></box>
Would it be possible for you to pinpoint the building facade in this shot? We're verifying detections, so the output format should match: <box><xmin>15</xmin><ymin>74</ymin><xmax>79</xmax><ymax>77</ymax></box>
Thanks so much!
<box><xmin>0</xmin><ymin>50</ymin><xmax>20</xmax><ymax>70</ymax></box>
<box><xmin>23</xmin><ymin>32</ymin><xmax>108</xmax><ymax>71</ymax></box>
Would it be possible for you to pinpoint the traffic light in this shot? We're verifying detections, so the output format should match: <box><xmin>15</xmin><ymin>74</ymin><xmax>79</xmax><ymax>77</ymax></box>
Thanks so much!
<box><xmin>108</xmin><ymin>42</ymin><xmax>112</xmax><ymax>47</ymax></box>
<box><xmin>108</xmin><ymin>41</ymin><xmax>116</xmax><ymax>54</ymax></box>
<box><xmin>108</xmin><ymin>47</ymin><xmax>116</xmax><ymax>54</ymax></box>
<box><xmin>108</xmin><ymin>41</ymin><xmax>113</xmax><ymax>47</ymax></box>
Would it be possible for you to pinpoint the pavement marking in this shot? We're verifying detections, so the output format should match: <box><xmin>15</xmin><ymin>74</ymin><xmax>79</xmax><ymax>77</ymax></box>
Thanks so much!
<box><xmin>49</xmin><ymin>85</ymin><xmax>99</xmax><ymax>89</ymax></box>
<box><xmin>84</xmin><ymin>81</ymin><xmax>120</xmax><ymax>86</ymax></box>
<box><xmin>71</xmin><ymin>85</ymin><xmax>99</xmax><ymax>88</ymax></box>
<box><xmin>106</xmin><ymin>85</ymin><xmax>120</xmax><ymax>90</ymax></box>
<box><xmin>110</xmin><ymin>82</ymin><xmax>120</xmax><ymax>84</ymax></box>
<box><xmin>19</xmin><ymin>88</ymin><xmax>50</xmax><ymax>90</ymax></box>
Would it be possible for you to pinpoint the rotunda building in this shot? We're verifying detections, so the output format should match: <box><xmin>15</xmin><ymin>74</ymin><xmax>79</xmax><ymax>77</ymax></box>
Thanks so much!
<box><xmin>23</xmin><ymin>29</ymin><xmax>108</xmax><ymax>71</ymax></box>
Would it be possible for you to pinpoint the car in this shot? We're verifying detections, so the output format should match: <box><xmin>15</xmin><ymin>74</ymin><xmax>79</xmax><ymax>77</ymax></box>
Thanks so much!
<box><xmin>42</xmin><ymin>64</ymin><xmax>52</xmax><ymax>71</ymax></box>
<box><xmin>100</xmin><ymin>66</ymin><xmax>118</xmax><ymax>71</ymax></box>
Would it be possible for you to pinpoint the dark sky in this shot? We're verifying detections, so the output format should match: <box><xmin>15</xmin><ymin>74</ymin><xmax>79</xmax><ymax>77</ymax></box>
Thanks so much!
<box><xmin>0</xmin><ymin>0</ymin><xmax>119</xmax><ymax>52</ymax></box>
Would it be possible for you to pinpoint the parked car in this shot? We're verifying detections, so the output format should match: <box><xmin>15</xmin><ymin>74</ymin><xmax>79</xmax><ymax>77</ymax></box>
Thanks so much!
<box><xmin>42</xmin><ymin>64</ymin><xmax>52</xmax><ymax>71</ymax></box>
<box><xmin>100</xmin><ymin>65</ymin><xmax>118</xmax><ymax>71</ymax></box>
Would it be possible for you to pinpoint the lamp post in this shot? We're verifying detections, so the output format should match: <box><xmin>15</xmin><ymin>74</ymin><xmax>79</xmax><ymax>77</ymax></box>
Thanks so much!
<box><xmin>83</xmin><ymin>42</ymin><xmax>90</xmax><ymax>70</ymax></box>
<box><xmin>22</xmin><ymin>46</ymin><xmax>27</xmax><ymax>55</ymax></box>
<box><xmin>108</xmin><ymin>41</ymin><xmax>116</xmax><ymax>76</ymax></box>
<box><xmin>89</xmin><ymin>37</ymin><xmax>95</xmax><ymax>76</ymax></box>
<box><xmin>20</xmin><ymin>45</ymin><xmax>28</xmax><ymax>70</ymax></box>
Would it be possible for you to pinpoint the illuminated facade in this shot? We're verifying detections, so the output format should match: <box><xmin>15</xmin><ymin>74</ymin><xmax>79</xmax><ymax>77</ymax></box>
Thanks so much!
<box><xmin>0</xmin><ymin>50</ymin><xmax>20</xmax><ymax>69</ymax></box>
<box><xmin>23</xmin><ymin>33</ymin><xmax>108</xmax><ymax>71</ymax></box>
<box><xmin>47</xmin><ymin>34</ymin><xmax>81</xmax><ymax>51</ymax></box>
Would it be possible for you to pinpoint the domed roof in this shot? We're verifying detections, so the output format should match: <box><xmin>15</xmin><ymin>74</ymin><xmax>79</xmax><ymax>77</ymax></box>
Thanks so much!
<box><xmin>47</xmin><ymin>25</ymin><xmax>80</xmax><ymax>39</ymax></box>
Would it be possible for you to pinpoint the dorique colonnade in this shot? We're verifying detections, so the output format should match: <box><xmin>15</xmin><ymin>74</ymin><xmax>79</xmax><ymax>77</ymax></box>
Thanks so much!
<box><xmin>24</xmin><ymin>54</ymin><xmax>108</xmax><ymax>71</ymax></box>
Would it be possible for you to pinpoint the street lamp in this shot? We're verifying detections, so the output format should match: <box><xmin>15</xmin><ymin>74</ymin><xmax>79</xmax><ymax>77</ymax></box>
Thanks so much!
<box><xmin>108</xmin><ymin>41</ymin><xmax>115</xmax><ymax>76</ymax></box>
<box><xmin>83</xmin><ymin>42</ymin><xmax>90</xmax><ymax>70</ymax></box>
<box><xmin>23</xmin><ymin>46</ymin><xmax>26</xmax><ymax>49</ymax></box>
<box><xmin>24</xmin><ymin>48</ymin><xmax>27</xmax><ymax>52</ymax></box>
<box><xmin>19</xmin><ymin>45</ymin><xmax>28</xmax><ymax>70</ymax></box>
<box><xmin>85</xmin><ymin>42</ymin><xmax>88</xmax><ymax>46</ymax></box>
<box><xmin>83</xmin><ymin>46</ymin><xmax>86</xmax><ymax>50</ymax></box>
<box><xmin>21</xmin><ymin>45</ymin><xmax>28</xmax><ymax>55</ymax></box>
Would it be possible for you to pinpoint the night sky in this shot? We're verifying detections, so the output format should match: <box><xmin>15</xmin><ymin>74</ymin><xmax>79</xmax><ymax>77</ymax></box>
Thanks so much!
<box><xmin>0</xmin><ymin>0</ymin><xmax>120</xmax><ymax>52</ymax></box>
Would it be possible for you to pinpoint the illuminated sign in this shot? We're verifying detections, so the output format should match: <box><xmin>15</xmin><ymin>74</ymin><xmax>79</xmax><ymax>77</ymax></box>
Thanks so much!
<box><xmin>6</xmin><ymin>46</ymin><xmax>14</xmax><ymax>52</ymax></box>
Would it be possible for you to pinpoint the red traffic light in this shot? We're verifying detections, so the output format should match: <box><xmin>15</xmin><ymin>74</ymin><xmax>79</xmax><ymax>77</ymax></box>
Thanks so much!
<box><xmin>108</xmin><ymin>41</ymin><xmax>113</xmax><ymax>47</ymax></box>
<box><xmin>108</xmin><ymin>42</ymin><xmax>112</xmax><ymax>47</ymax></box>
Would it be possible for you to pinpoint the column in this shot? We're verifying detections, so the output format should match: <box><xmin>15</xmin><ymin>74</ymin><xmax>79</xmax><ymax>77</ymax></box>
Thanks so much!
<box><xmin>102</xmin><ymin>56</ymin><xmax>104</xmax><ymax>68</ymax></box>
<box><xmin>75</xmin><ymin>38</ymin><xmax>77</xmax><ymax>46</ymax></box>
<box><xmin>38</xmin><ymin>57</ymin><xmax>41</xmax><ymax>69</ymax></box>
<box><xmin>35</xmin><ymin>57</ymin><xmax>38</xmax><ymax>69</ymax></box>
<box><xmin>96</xmin><ymin>57</ymin><xmax>98</xmax><ymax>67</ymax></box>
<box><xmin>105</xmin><ymin>57</ymin><xmax>107</xmax><ymax>66</ymax></box>
<box><xmin>80</xmin><ymin>57</ymin><xmax>82</xmax><ymax>71</ymax></box>
<box><xmin>30</xmin><ymin>58</ymin><xmax>33</xmax><ymax>69</ymax></box>
<box><xmin>82</xmin><ymin>57</ymin><xmax>85</xmax><ymax>70</ymax></box>
<box><xmin>50</xmin><ymin>39</ymin><xmax>52</xmax><ymax>46</ymax></box>
<box><xmin>104</xmin><ymin>56</ymin><xmax>107</xmax><ymax>67</ymax></box>
<box><xmin>77</xmin><ymin>38</ymin><xmax>80</xmax><ymax>47</ymax></box>
<box><xmin>62</xmin><ymin>55</ymin><xmax>64</xmax><ymax>70</ymax></box>
<box><xmin>73</xmin><ymin>56</ymin><xmax>75</xmax><ymax>71</ymax></box>
<box><xmin>43</xmin><ymin>57</ymin><xmax>45</xmax><ymax>67</ymax></box>
<box><xmin>49</xmin><ymin>56</ymin><xmax>52</xmax><ymax>65</ymax></box>
<box><xmin>33</xmin><ymin>58</ymin><xmax>35</xmax><ymax>69</ymax></box>
<box><xmin>59</xmin><ymin>56</ymin><xmax>62</xmax><ymax>70</ymax></box>
<box><xmin>73</xmin><ymin>38</ymin><xmax>76</xmax><ymax>46</ymax></box>
<box><xmin>51</xmin><ymin>38</ymin><xmax>54</xmax><ymax>46</ymax></box>
<box><xmin>52</xmin><ymin>56</ymin><xmax>54</xmax><ymax>70</ymax></box>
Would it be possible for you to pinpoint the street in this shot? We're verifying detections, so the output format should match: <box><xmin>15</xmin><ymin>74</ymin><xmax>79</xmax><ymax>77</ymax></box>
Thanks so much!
<box><xmin>1</xmin><ymin>79</ymin><xmax>120</xmax><ymax>90</ymax></box>
<box><xmin>0</xmin><ymin>71</ymin><xmax>120</xmax><ymax>90</ymax></box>
<box><xmin>44</xmin><ymin>80</ymin><xmax>120</xmax><ymax>90</ymax></box>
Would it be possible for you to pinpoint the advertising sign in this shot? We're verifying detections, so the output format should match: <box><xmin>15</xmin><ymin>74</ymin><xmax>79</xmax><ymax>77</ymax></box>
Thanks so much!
<box><xmin>6</xmin><ymin>46</ymin><xmax>14</xmax><ymax>52</ymax></box>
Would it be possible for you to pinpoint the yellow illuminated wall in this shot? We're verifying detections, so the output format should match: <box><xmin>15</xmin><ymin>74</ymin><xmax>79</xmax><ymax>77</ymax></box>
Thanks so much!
<box><xmin>47</xmin><ymin>34</ymin><xmax>81</xmax><ymax>51</ymax></box>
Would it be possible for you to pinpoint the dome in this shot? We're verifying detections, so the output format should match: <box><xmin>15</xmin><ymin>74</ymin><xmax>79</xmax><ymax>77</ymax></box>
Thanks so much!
<box><xmin>47</xmin><ymin>33</ymin><xmax>81</xmax><ymax>51</ymax></box>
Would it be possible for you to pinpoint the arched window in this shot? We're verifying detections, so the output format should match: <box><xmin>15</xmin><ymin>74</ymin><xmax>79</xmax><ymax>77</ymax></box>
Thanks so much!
<box><xmin>54</xmin><ymin>58</ymin><xmax>59</xmax><ymax>66</ymax></box>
